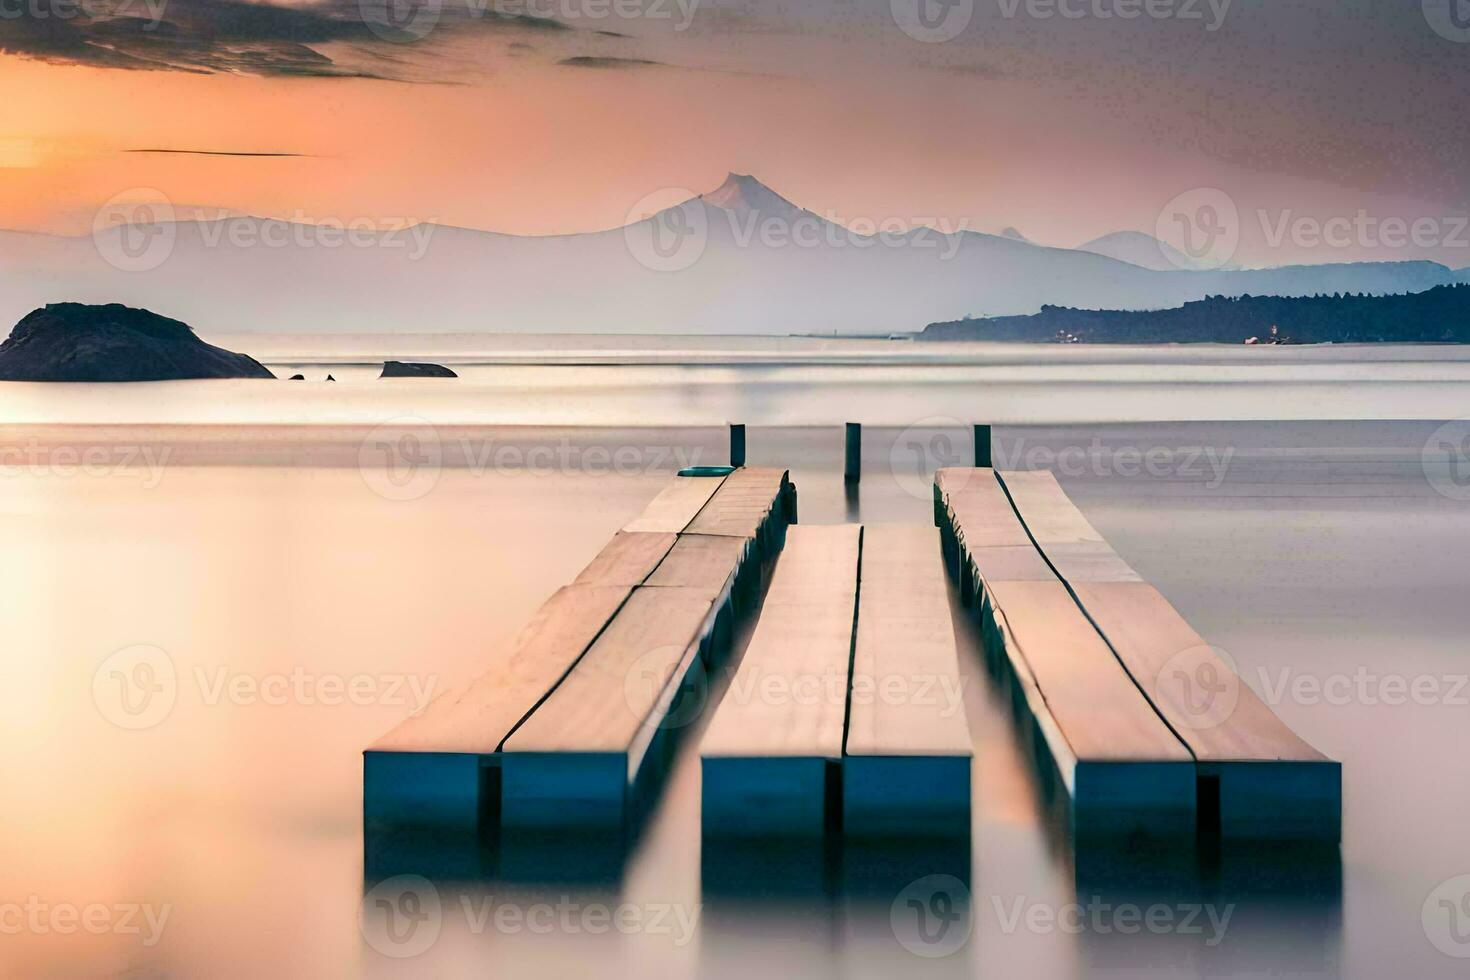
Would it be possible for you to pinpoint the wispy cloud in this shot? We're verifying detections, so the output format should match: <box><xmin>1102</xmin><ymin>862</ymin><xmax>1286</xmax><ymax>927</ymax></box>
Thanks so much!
<box><xmin>0</xmin><ymin>0</ymin><xmax>578</xmax><ymax>81</ymax></box>
<box><xmin>125</xmin><ymin>149</ymin><xmax>311</xmax><ymax>157</ymax></box>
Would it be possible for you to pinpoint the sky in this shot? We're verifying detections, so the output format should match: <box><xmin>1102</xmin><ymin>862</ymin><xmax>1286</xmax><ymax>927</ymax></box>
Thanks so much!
<box><xmin>1</xmin><ymin>0</ymin><xmax>1467</xmax><ymax>268</ymax></box>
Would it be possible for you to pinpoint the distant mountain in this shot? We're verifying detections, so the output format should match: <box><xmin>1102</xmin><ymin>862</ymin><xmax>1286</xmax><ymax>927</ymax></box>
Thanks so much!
<box><xmin>1000</xmin><ymin>227</ymin><xmax>1033</xmax><ymax>244</ymax></box>
<box><xmin>919</xmin><ymin>283</ymin><xmax>1470</xmax><ymax>344</ymax></box>
<box><xmin>1457</xmin><ymin>267</ymin><xmax>1470</xmax><ymax>284</ymax></box>
<box><xmin>1078</xmin><ymin>230</ymin><xmax>1204</xmax><ymax>272</ymax></box>
<box><xmin>0</xmin><ymin>303</ymin><xmax>275</xmax><ymax>380</ymax></box>
<box><xmin>0</xmin><ymin>173</ymin><xmax>1458</xmax><ymax>333</ymax></box>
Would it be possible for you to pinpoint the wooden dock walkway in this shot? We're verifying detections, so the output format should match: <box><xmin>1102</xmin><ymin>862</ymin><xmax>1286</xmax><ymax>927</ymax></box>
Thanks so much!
<box><xmin>700</xmin><ymin>524</ymin><xmax>862</xmax><ymax>837</ymax></box>
<box><xmin>364</xmin><ymin>467</ymin><xmax>794</xmax><ymax>834</ymax></box>
<box><xmin>700</xmin><ymin>523</ymin><xmax>972</xmax><ymax>839</ymax></box>
<box><xmin>997</xmin><ymin>470</ymin><xmax>1341</xmax><ymax>842</ymax></box>
<box><xmin>844</xmin><ymin>525</ymin><xmax>972</xmax><ymax>838</ymax></box>
<box><xmin>936</xmin><ymin>469</ymin><xmax>1196</xmax><ymax>839</ymax></box>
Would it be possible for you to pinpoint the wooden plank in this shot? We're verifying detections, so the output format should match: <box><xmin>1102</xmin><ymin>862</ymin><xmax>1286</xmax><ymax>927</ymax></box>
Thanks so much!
<box><xmin>644</xmin><ymin>533</ymin><xmax>750</xmax><ymax>597</ymax></box>
<box><xmin>997</xmin><ymin>468</ymin><xmax>1341</xmax><ymax>841</ymax></box>
<box><xmin>623</xmin><ymin>473</ymin><xmax>727</xmax><ymax>533</ymax></box>
<box><xmin>364</xmin><ymin>583</ymin><xmax>631</xmax><ymax>830</ymax></box>
<box><xmin>1072</xmin><ymin>581</ymin><xmax>1340</xmax><ymax>841</ymax></box>
<box><xmin>844</xmin><ymin>525</ymin><xmax>971</xmax><ymax>837</ymax></box>
<box><xmin>701</xmin><ymin>524</ymin><xmax>861</xmax><ymax>836</ymax></box>
<box><xmin>936</xmin><ymin>469</ymin><xmax>1195</xmax><ymax>838</ymax></box>
<box><xmin>364</xmin><ymin>468</ymin><xmax>795</xmax><ymax>835</ymax></box>
<box><xmin>996</xmin><ymin>470</ymin><xmax>1139</xmax><ymax>583</ymax></box>
<box><xmin>501</xmin><ymin>587</ymin><xmax>716</xmax><ymax>828</ymax></box>
<box><xmin>994</xmin><ymin>469</ymin><xmax>1106</xmax><ymax>544</ymax></box>
<box><xmin>685</xmin><ymin>467</ymin><xmax>789</xmax><ymax>539</ymax></box>
<box><xmin>968</xmin><ymin>544</ymin><xmax>1057</xmax><ymax>584</ymax></box>
<box><xmin>572</xmin><ymin>531</ymin><xmax>677</xmax><ymax>587</ymax></box>
<box><xmin>937</xmin><ymin>468</ymin><xmax>1034</xmax><ymax>550</ymax></box>
<box><xmin>986</xmin><ymin>580</ymin><xmax>1196</xmax><ymax>837</ymax></box>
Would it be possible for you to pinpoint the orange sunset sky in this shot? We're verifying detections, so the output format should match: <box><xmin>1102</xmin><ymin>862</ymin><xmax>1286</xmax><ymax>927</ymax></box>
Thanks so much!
<box><xmin>2</xmin><ymin>0</ymin><xmax>1467</xmax><ymax>267</ymax></box>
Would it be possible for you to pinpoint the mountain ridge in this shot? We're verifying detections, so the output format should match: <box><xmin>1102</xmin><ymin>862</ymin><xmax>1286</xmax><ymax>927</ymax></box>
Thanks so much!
<box><xmin>3</xmin><ymin>173</ymin><xmax>1459</xmax><ymax>334</ymax></box>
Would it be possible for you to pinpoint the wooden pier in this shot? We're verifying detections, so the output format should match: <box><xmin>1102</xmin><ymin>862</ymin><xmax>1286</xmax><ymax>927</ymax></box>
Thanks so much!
<box><xmin>936</xmin><ymin>466</ymin><xmax>1341</xmax><ymax>842</ymax></box>
<box><xmin>364</xmin><ymin>445</ymin><xmax>1336</xmax><ymax>852</ymax></box>
<box><xmin>936</xmin><ymin>469</ymin><xmax>1195</xmax><ymax>839</ymax></box>
<box><xmin>363</xmin><ymin>467</ymin><xmax>795</xmax><ymax>834</ymax></box>
<box><xmin>997</xmin><ymin>469</ymin><xmax>1341</xmax><ymax>842</ymax></box>
<box><xmin>700</xmin><ymin>523</ymin><xmax>972</xmax><ymax>839</ymax></box>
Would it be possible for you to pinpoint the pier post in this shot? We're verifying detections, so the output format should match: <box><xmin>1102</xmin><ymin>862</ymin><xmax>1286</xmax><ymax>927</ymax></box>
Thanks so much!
<box><xmin>729</xmin><ymin>423</ymin><xmax>747</xmax><ymax>468</ymax></box>
<box><xmin>845</xmin><ymin>423</ymin><xmax>862</xmax><ymax>484</ymax></box>
<box><xmin>974</xmin><ymin>424</ymin><xmax>992</xmax><ymax>468</ymax></box>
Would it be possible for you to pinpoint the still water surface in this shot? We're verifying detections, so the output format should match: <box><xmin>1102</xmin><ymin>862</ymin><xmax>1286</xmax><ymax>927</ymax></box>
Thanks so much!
<box><xmin>1</xmin><ymin>346</ymin><xmax>1467</xmax><ymax>977</ymax></box>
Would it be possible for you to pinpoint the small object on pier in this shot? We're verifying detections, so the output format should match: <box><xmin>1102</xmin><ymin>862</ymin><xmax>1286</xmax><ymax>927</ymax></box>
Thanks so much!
<box><xmin>729</xmin><ymin>423</ymin><xmax>746</xmax><ymax>467</ymax></box>
<box><xmin>973</xmin><ymin>424</ymin><xmax>992</xmax><ymax>468</ymax></box>
<box><xmin>844</xmin><ymin>422</ymin><xmax>862</xmax><ymax>484</ymax></box>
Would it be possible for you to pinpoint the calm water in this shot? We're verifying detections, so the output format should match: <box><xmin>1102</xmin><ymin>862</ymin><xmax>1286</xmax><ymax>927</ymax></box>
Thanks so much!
<box><xmin>2</xmin><ymin>344</ymin><xmax>1469</xmax><ymax>978</ymax></box>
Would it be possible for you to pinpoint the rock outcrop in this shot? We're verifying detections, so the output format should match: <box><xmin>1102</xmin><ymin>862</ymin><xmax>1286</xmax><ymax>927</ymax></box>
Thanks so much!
<box><xmin>380</xmin><ymin>360</ymin><xmax>457</xmax><ymax>378</ymax></box>
<box><xmin>0</xmin><ymin>303</ymin><xmax>275</xmax><ymax>381</ymax></box>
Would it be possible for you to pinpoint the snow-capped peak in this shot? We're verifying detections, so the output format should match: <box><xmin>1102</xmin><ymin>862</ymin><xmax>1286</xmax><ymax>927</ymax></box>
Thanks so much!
<box><xmin>701</xmin><ymin>172</ymin><xmax>805</xmax><ymax>216</ymax></box>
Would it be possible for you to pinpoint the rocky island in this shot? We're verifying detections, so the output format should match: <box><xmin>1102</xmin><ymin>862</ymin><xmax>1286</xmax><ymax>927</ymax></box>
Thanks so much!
<box><xmin>0</xmin><ymin>304</ymin><xmax>275</xmax><ymax>381</ymax></box>
<box><xmin>380</xmin><ymin>360</ymin><xmax>458</xmax><ymax>378</ymax></box>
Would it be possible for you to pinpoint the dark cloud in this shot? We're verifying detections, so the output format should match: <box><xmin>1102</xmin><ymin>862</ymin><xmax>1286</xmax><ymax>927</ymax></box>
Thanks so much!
<box><xmin>558</xmin><ymin>55</ymin><xmax>663</xmax><ymax>69</ymax></box>
<box><xmin>0</xmin><ymin>0</ymin><xmax>573</xmax><ymax>80</ymax></box>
